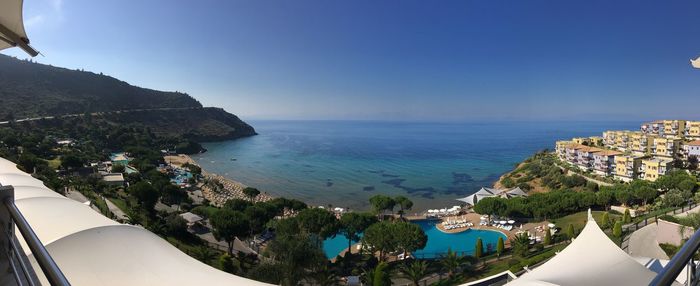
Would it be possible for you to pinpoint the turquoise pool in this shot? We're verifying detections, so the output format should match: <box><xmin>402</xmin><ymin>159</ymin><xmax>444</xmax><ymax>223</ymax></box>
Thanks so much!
<box><xmin>322</xmin><ymin>220</ymin><xmax>506</xmax><ymax>259</ymax></box>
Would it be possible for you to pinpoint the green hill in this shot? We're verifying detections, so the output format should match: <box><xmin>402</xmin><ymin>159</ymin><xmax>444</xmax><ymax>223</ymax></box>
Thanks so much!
<box><xmin>0</xmin><ymin>54</ymin><xmax>255</xmax><ymax>141</ymax></box>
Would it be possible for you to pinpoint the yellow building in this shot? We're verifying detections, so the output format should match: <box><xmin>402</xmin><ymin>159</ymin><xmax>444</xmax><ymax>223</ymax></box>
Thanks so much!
<box><xmin>640</xmin><ymin>157</ymin><xmax>673</xmax><ymax>182</ymax></box>
<box><xmin>588</xmin><ymin>136</ymin><xmax>603</xmax><ymax>147</ymax></box>
<box><xmin>614</xmin><ymin>155</ymin><xmax>643</xmax><ymax>182</ymax></box>
<box><xmin>686</xmin><ymin>121</ymin><xmax>700</xmax><ymax>139</ymax></box>
<box><xmin>663</xmin><ymin>120</ymin><xmax>686</xmax><ymax>137</ymax></box>
<box><xmin>652</xmin><ymin>137</ymin><xmax>681</xmax><ymax>158</ymax></box>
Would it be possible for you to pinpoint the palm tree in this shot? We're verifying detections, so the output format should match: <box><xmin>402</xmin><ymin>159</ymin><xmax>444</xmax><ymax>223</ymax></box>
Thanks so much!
<box><xmin>440</xmin><ymin>248</ymin><xmax>462</xmax><ymax>278</ymax></box>
<box><xmin>401</xmin><ymin>260</ymin><xmax>428</xmax><ymax>286</ymax></box>
<box><xmin>512</xmin><ymin>233</ymin><xmax>531</xmax><ymax>258</ymax></box>
<box><xmin>310</xmin><ymin>267</ymin><xmax>341</xmax><ymax>286</ymax></box>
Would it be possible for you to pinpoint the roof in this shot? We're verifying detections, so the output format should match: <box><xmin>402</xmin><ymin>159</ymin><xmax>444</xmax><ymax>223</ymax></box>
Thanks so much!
<box><xmin>506</xmin><ymin>210</ymin><xmax>659</xmax><ymax>286</ymax></box>
<box><xmin>0</xmin><ymin>0</ymin><xmax>39</xmax><ymax>56</ymax></box>
<box><xmin>0</xmin><ymin>157</ymin><xmax>270</xmax><ymax>286</ymax></box>
<box><xmin>458</xmin><ymin>187</ymin><xmax>527</xmax><ymax>206</ymax></box>
<box><xmin>686</xmin><ymin>140</ymin><xmax>700</xmax><ymax>146</ymax></box>
<box><xmin>179</xmin><ymin>212</ymin><xmax>203</xmax><ymax>224</ymax></box>
<box><xmin>102</xmin><ymin>173</ymin><xmax>124</xmax><ymax>182</ymax></box>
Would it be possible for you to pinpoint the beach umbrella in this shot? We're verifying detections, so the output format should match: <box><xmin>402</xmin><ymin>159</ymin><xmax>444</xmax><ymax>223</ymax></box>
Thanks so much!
<box><xmin>548</xmin><ymin>223</ymin><xmax>556</xmax><ymax>228</ymax></box>
<box><xmin>440</xmin><ymin>208</ymin><xmax>447</xmax><ymax>213</ymax></box>
<box><xmin>508</xmin><ymin>220</ymin><xmax>515</xmax><ymax>224</ymax></box>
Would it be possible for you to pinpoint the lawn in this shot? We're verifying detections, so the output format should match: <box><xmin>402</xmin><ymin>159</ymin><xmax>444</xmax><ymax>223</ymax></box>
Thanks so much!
<box><xmin>45</xmin><ymin>156</ymin><xmax>61</xmax><ymax>169</ymax></box>
<box><xmin>550</xmin><ymin>210</ymin><xmax>620</xmax><ymax>231</ymax></box>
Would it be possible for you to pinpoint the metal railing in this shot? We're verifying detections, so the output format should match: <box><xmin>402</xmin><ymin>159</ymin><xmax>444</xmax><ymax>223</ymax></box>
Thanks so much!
<box><xmin>649</xmin><ymin>228</ymin><xmax>700</xmax><ymax>286</ymax></box>
<box><xmin>1</xmin><ymin>185</ymin><xmax>71</xmax><ymax>286</ymax></box>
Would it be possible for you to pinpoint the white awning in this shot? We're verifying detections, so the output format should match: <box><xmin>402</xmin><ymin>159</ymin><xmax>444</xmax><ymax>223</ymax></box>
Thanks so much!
<box><xmin>0</xmin><ymin>0</ymin><xmax>39</xmax><ymax>56</ymax></box>
<box><xmin>506</xmin><ymin>210</ymin><xmax>660</xmax><ymax>286</ymax></box>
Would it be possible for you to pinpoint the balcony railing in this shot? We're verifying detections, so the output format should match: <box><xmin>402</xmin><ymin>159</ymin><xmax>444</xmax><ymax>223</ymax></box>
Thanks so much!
<box><xmin>0</xmin><ymin>184</ymin><xmax>71</xmax><ymax>286</ymax></box>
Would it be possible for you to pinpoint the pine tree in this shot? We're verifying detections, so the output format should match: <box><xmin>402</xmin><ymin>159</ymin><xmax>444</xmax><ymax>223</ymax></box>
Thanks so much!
<box><xmin>566</xmin><ymin>224</ymin><xmax>575</xmax><ymax>240</ymax></box>
<box><xmin>623</xmin><ymin>209</ymin><xmax>632</xmax><ymax>224</ymax></box>
<box><xmin>613</xmin><ymin>221</ymin><xmax>622</xmax><ymax>237</ymax></box>
<box><xmin>602</xmin><ymin>212</ymin><xmax>610</xmax><ymax>229</ymax></box>
<box><xmin>475</xmin><ymin>238</ymin><xmax>483</xmax><ymax>259</ymax></box>
<box><xmin>496</xmin><ymin>237</ymin><xmax>504</xmax><ymax>257</ymax></box>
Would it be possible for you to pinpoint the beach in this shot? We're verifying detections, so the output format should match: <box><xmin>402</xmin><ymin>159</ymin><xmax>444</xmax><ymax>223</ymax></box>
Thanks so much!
<box><xmin>165</xmin><ymin>154</ymin><xmax>274</xmax><ymax>207</ymax></box>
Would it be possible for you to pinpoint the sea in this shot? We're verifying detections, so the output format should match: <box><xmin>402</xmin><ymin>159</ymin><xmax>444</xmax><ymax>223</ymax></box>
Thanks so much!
<box><xmin>191</xmin><ymin>120</ymin><xmax>639</xmax><ymax>212</ymax></box>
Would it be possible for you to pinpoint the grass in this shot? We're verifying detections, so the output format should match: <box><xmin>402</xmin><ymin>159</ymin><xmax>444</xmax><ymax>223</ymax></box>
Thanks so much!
<box><xmin>107</xmin><ymin>197</ymin><xmax>128</xmax><ymax>213</ymax></box>
<box><xmin>550</xmin><ymin>210</ymin><xmax>620</xmax><ymax>231</ymax></box>
<box><xmin>659</xmin><ymin>243</ymin><xmax>679</xmax><ymax>258</ymax></box>
<box><xmin>45</xmin><ymin>156</ymin><xmax>61</xmax><ymax>169</ymax></box>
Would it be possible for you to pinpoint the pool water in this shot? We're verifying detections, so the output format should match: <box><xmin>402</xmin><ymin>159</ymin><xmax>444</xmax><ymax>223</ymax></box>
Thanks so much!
<box><xmin>322</xmin><ymin>220</ymin><xmax>506</xmax><ymax>259</ymax></box>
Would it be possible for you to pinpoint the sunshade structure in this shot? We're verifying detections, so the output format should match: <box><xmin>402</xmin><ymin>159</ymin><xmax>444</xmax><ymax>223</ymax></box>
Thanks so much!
<box><xmin>457</xmin><ymin>187</ymin><xmax>528</xmax><ymax>206</ymax></box>
<box><xmin>0</xmin><ymin>157</ymin><xmax>270</xmax><ymax>286</ymax></box>
<box><xmin>0</xmin><ymin>0</ymin><xmax>39</xmax><ymax>56</ymax></box>
<box><xmin>506</xmin><ymin>210</ymin><xmax>662</xmax><ymax>286</ymax></box>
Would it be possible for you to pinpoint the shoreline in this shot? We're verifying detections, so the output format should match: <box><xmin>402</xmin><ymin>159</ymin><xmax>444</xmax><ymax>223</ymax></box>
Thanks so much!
<box><xmin>165</xmin><ymin>154</ymin><xmax>274</xmax><ymax>207</ymax></box>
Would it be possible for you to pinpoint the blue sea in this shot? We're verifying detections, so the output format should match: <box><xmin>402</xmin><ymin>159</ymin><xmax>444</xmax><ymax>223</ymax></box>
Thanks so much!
<box><xmin>192</xmin><ymin>120</ymin><xmax>638</xmax><ymax>212</ymax></box>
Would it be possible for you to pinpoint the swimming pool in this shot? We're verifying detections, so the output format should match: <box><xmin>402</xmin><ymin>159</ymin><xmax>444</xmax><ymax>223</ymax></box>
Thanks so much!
<box><xmin>322</xmin><ymin>220</ymin><xmax>506</xmax><ymax>259</ymax></box>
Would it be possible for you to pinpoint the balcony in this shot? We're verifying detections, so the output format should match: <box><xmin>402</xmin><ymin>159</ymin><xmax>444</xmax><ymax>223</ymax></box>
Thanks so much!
<box><xmin>0</xmin><ymin>185</ymin><xmax>71</xmax><ymax>286</ymax></box>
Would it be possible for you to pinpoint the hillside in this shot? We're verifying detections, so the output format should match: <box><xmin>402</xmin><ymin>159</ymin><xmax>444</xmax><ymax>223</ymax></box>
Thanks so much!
<box><xmin>0</xmin><ymin>54</ymin><xmax>201</xmax><ymax>119</ymax></box>
<box><xmin>0</xmin><ymin>54</ymin><xmax>256</xmax><ymax>141</ymax></box>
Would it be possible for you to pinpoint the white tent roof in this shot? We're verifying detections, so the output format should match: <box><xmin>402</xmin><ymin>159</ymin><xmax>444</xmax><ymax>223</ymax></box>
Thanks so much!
<box><xmin>0</xmin><ymin>0</ymin><xmax>39</xmax><ymax>56</ymax></box>
<box><xmin>506</xmin><ymin>210</ymin><xmax>659</xmax><ymax>286</ymax></box>
<box><xmin>0</xmin><ymin>157</ymin><xmax>270</xmax><ymax>285</ymax></box>
<box><xmin>458</xmin><ymin>187</ymin><xmax>528</xmax><ymax>206</ymax></box>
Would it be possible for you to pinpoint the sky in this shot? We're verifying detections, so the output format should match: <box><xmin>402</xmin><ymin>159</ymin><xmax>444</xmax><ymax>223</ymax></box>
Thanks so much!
<box><xmin>4</xmin><ymin>0</ymin><xmax>700</xmax><ymax>121</ymax></box>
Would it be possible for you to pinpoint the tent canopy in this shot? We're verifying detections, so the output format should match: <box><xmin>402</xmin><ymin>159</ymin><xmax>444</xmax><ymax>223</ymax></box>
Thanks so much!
<box><xmin>0</xmin><ymin>0</ymin><xmax>39</xmax><ymax>56</ymax></box>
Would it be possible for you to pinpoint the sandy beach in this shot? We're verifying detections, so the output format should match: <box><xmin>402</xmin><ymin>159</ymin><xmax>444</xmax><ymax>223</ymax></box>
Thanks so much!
<box><xmin>165</xmin><ymin>154</ymin><xmax>274</xmax><ymax>207</ymax></box>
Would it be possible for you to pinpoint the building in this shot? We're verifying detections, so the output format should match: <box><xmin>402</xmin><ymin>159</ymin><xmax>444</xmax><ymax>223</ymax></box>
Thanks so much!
<box><xmin>686</xmin><ymin>121</ymin><xmax>700</xmax><ymax>139</ymax></box>
<box><xmin>641</xmin><ymin>120</ymin><xmax>664</xmax><ymax>136</ymax></box>
<box><xmin>102</xmin><ymin>173</ymin><xmax>125</xmax><ymax>186</ymax></box>
<box><xmin>555</xmin><ymin>140</ymin><xmax>573</xmax><ymax>161</ymax></box>
<box><xmin>591</xmin><ymin>149</ymin><xmax>621</xmax><ymax>176</ymax></box>
<box><xmin>614</xmin><ymin>155</ymin><xmax>644</xmax><ymax>182</ymax></box>
<box><xmin>639</xmin><ymin>157</ymin><xmax>674</xmax><ymax>182</ymax></box>
<box><xmin>629</xmin><ymin>132</ymin><xmax>654</xmax><ymax>156</ymax></box>
<box><xmin>682</xmin><ymin>140</ymin><xmax>700</xmax><ymax>160</ymax></box>
<box><xmin>651</xmin><ymin>137</ymin><xmax>681</xmax><ymax>158</ymax></box>
<box><xmin>663</xmin><ymin>120</ymin><xmax>686</xmax><ymax>137</ymax></box>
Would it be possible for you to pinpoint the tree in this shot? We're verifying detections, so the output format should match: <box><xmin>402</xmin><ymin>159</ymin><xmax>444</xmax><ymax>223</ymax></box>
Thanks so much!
<box><xmin>633</xmin><ymin>184</ymin><xmax>657</xmax><ymax>206</ymax></box>
<box><xmin>339</xmin><ymin>212</ymin><xmax>377</xmax><ymax>253</ymax></box>
<box><xmin>393</xmin><ymin>221</ymin><xmax>427</xmax><ymax>258</ymax></box>
<box><xmin>192</xmin><ymin>246</ymin><xmax>217</xmax><ymax>263</ymax></box>
<box><xmin>496</xmin><ymin>237</ymin><xmax>505</xmax><ymax>257</ymax></box>
<box><xmin>164</xmin><ymin>213</ymin><xmax>188</xmax><ymax>238</ymax></box>
<box><xmin>218</xmin><ymin>253</ymin><xmax>238</xmax><ymax>274</ymax></box>
<box><xmin>61</xmin><ymin>154</ymin><xmax>85</xmax><ymax>170</ymax></box>
<box><xmin>512</xmin><ymin>233</ymin><xmax>530</xmax><ymax>257</ymax></box>
<box><xmin>623</xmin><ymin>209</ymin><xmax>632</xmax><ymax>224</ymax></box>
<box><xmin>475</xmin><ymin>238</ymin><xmax>483</xmax><ymax>259</ymax></box>
<box><xmin>441</xmin><ymin>248</ymin><xmax>462</xmax><ymax>278</ymax></box>
<box><xmin>268</xmin><ymin>218</ymin><xmax>327</xmax><ymax>286</ymax></box>
<box><xmin>614</xmin><ymin>190</ymin><xmax>633</xmax><ymax>206</ymax></box>
<box><xmin>473</xmin><ymin>197</ymin><xmax>507</xmax><ymax>218</ymax></box>
<box><xmin>295</xmin><ymin>208</ymin><xmax>339</xmax><ymax>244</ymax></box>
<box><xmin>596</xmin><ymin>189</ymin><xmax>615</xmax><ymax>210</ymax></box>
<box><xmin>373</xmin><ymin>262</ymin><xmax>391</xmax><ymax>286</ymax></box>
<box><xmin>566</xmin><ymin>224</ymin><xmax>575</xmax><ymax>240</ymax></box>
<box><xmin>394</xmin><ymin>196</ymin><xmax>414</xmax><ymax>218</ymax></box>
<box><xmin>127</xmin><ymin>181</ymin><xmax>160</xmax><ymax>212</ymax></box>
<box><xmin>601</xmin><ymin>212</ymin><xmax>611</xmax><ymax>229</ymax></box>
<box><xmin>613</xmin><ymin>221</ymin><xmax>622</xmax><ymax>237</ymax></box>
<box><xmin>544</xmin><ymin>228</ymin><xmax>552</xmax><ymax>245</ymax></box>
<box><xmin>211</xmin><ymin>208</ymin><xmax>250</xmax><ymax>255</ymax></box>
<box><xmin>369</xmin><ymin>195</ymin><xmax>395</xmax><ymax>219</ymax></box>
<box><xmin>664</xmin><ymin>189</ymin><xmax>686</xmax><ymax>207</ymax></box>
<box><xmin>362</xmin><ymin>221</ymin><xmax>395</xmax><ymax>261</ymax></box>
<box><xmin>242</xmin><ymin>187</ymin><xmax>261</xmax><ymax>202</ymax></box>
<box><xmin>688</xmin><ymin>156</ymin><xmax>699</xmax><ymax>170</ymax></box>
<box><xmin>111</xmin><ymin>164</ymin><xmax>126</xmax><ymax>173</ymax></box>
<box><xmin>401</xmin><ymin>260</ymin><xmax>428</xmax><ymax>286</ymax></box>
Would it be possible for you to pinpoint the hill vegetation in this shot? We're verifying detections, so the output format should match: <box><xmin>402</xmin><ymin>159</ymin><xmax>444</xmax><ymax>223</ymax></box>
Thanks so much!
<box><xmin>0</xmin><ymin>54</ymin><xmax>255</xmax><ymax>141</ymax></box>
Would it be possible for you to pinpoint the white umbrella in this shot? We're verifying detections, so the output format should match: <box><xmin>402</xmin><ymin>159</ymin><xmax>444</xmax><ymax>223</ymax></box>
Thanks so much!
<box><xmin>508</xmin><ymin>220</ymin><xmax>515</xmax><ymax>224</ymax></box>
<box><xmin>500</xmin><ymin>221</ymin><xmax>506</xmax><ymax>224</ymax></box>
<box><xmin>440</xmin><ymin>208</ymin><xmax>447</xmax><ymax>213</ymax></box>
<box><xmin>548</xmin><ymin>223</ymin><xmax>556</xmax><ymax>228</ymax></box>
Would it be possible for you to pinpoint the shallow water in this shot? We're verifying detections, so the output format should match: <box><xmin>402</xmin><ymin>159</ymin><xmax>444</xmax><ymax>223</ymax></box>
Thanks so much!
<box><xmin>193</xmin><ymin>120</ymin><xmax>637</xmax><ymax>211</ymax></box>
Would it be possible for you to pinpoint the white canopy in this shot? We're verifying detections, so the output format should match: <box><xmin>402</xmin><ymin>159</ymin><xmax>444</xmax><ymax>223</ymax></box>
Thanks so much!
<box><xmin>0</xmin><ymin>0</ymin><xmax>39</xmax><ymax>56</ymax></box>
<box><xmin>0</xmin><ymin>157</ymin><xmax>270</xmax><ymax>285</ymax></box>
<box><xmin>457</xmin><ymin>187</ymin><xmax>528</xmax><ymax>206</ymax></box>
<box><xmin>506</xmin><ymin>210</ymin><xmax>659</xmax><ymax>286</ymax></box>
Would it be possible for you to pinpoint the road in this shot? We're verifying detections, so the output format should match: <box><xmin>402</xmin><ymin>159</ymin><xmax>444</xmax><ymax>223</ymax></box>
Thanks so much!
<box><xmin>104</xmin><ymin>197</ymin><xmax>129</xmax><ymax>221</ymax></box>
<box><xmin>0</xmin><ymin>107</ymin><xmax>202</xmax><ymax>125</ymax></box>
<box><xmin>627</xmin><ymin>223</ymin><xmax>669</xmax><ymax>260</ymax></box>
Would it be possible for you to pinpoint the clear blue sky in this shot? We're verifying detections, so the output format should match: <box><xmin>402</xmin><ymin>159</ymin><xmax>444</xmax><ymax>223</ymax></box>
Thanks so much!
<box><xmin>5</xmin><ymin>0</ymin><xmax>700</xmax><ymax>121</ymax></box>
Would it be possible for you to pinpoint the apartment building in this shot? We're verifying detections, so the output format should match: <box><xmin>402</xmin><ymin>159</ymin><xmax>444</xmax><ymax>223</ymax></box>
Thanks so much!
<box><xmin>641</xmin><ymin>121</ymin><xmax>664</xmax><ymax>136</ymax></box>
<box><xmin>663</xmin><ymin>120</ymin><xmax>687</xmax><ymax>137</ymax></box>
<box><xmin>629</xmin><ymin>132</ymin><xmax>654</xmax><ymax>156</ymax></box>
<box><xmin>614</xmin><ymin>155</ymin><xmax>644</xmax><ymax>182</ymax></box>
<box><xmin>651</xmin><ymin>137</ymin><xmax>681</xmax><ymax>158</ymax></box>
<box><xmin>555</xmin><ymin>140</ymin><xmax>573</xmax><ymax>161</ymax></box>
<box><xmin>639</xmin><ymin>157</ymin><xmax>674</xmax><ymax>182</ymax></box>
<box><xmin>591</xmin><ymin>150</ymin><xmax>622</xmax><ymax>176</ymax></box>
<box><xmin>686</xmin><ymin>121</ymin><xmax>700</xmax><ymax>139</ymax></box>
<box><xmin>682</xmin><ymin>140</ymin><xmax>700</xmax><ymax>159</ymax></box>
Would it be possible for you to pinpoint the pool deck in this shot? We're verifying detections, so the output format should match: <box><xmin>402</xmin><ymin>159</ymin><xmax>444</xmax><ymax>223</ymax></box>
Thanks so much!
<box><xmin>431</xmin><ymin>213</ymin><xmax>554</xmax><ymax>243</ymax></box>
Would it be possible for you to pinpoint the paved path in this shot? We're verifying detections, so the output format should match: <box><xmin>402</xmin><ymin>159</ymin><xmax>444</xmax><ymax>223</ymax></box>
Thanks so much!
<box><xmin>104</xmin><ymin>197</ymin><xmax>129</xmax><ymax>221</ymax></box>
<box><xmin>627</xmin><ymin>223</ymin><xmax>669</xmax><ymax>260</ymax></box>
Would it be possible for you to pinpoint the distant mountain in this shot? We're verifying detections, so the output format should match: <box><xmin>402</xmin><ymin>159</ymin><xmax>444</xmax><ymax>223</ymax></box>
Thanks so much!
<box><xmin>0</xmin><ymin>54</ymin><xmax>256</xmax><ymax>141</ymax></box>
